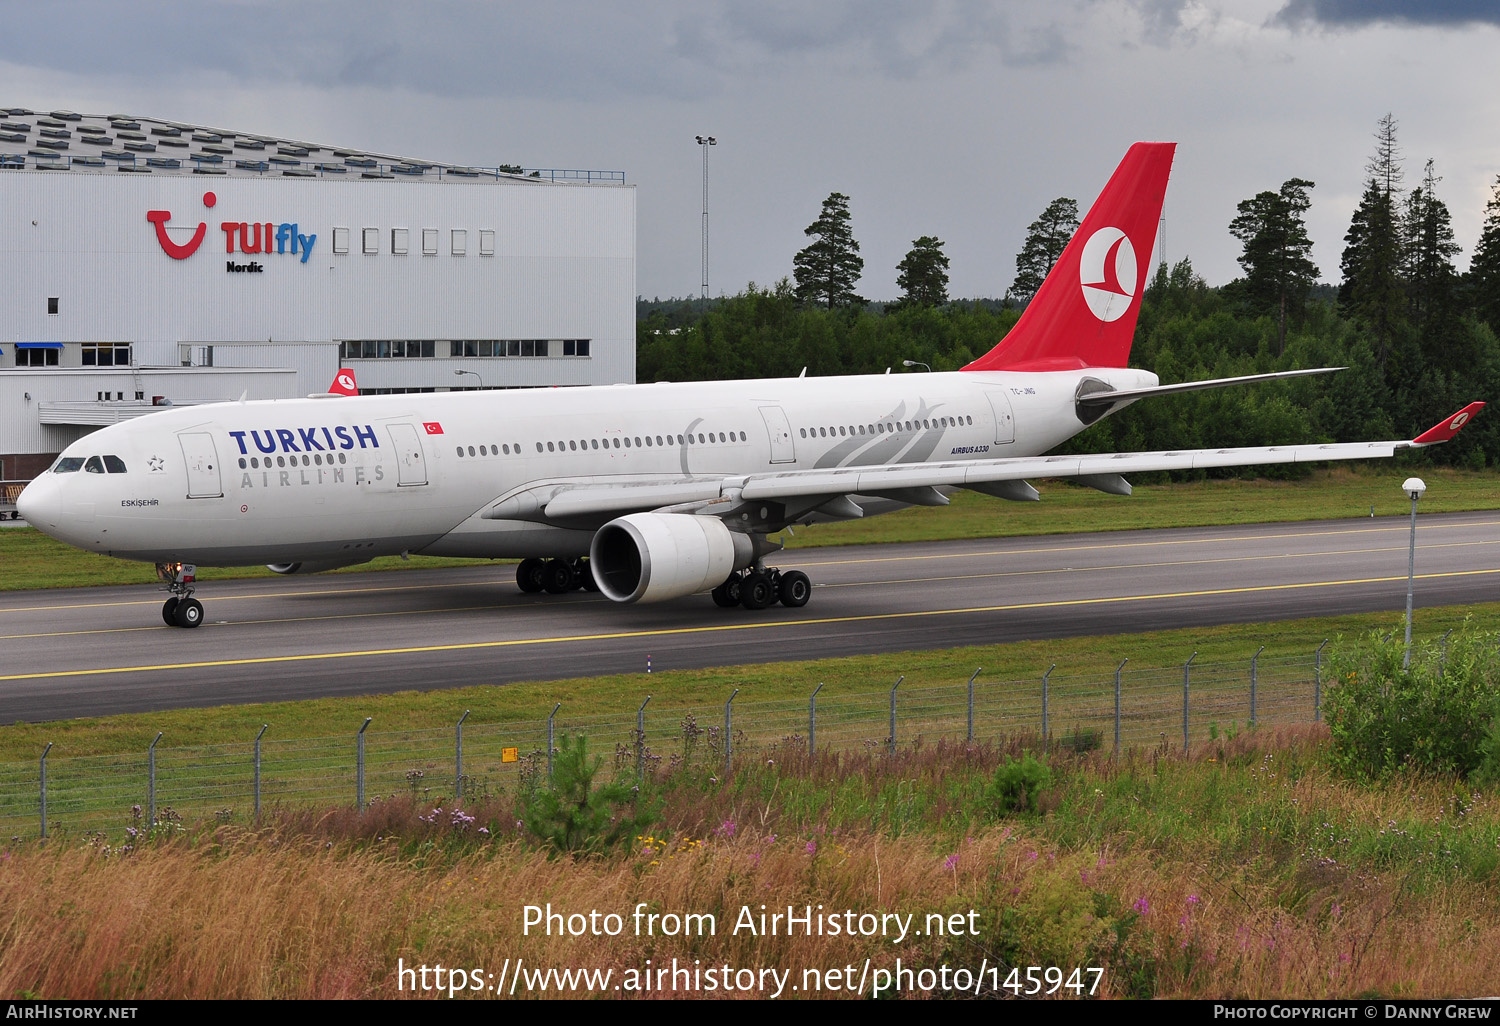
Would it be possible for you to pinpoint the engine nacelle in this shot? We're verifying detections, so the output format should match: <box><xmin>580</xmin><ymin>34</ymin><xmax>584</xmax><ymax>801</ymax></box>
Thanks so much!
<box><xmin>590</xmin><ymin>513</ymin><xmax>755</xmax><ymax>603</ymax></box>
<box><xmin>266</xmin><ymin>558</ymin><xmax>372</xmax><ymax>575</ymax></box>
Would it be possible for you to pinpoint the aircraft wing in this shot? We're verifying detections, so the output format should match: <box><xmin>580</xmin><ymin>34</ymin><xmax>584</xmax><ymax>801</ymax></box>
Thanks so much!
<box><xmin>479</xmin><ymin>403</ymin><xmax>1483</xmax><ymax>527</ymax></box>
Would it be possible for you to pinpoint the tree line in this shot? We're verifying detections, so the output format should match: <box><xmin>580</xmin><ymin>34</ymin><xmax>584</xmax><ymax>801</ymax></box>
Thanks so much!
<box><xmin>638</xmin><ymin>114</ymin><xmax>1500</xmax><ymax>472</ymax></box>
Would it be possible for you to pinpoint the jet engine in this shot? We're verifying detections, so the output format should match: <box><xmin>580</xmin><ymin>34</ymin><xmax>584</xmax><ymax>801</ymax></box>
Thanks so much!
<box><xmin>266</xmin><ymin>558</ymin><xmax>373</xmax><ymax>575</ymax></box>
<box><xmin>590</xmin><ymin>513</ymin><xmax>755</xmax><ymax>603</ymax></box>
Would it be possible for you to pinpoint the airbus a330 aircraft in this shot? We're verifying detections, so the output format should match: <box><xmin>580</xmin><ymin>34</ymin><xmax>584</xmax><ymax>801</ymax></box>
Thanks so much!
<box><xmin>18</xmin><ymin>142</ymin><xmax>1483</xmax><ymax>628</ymax></box>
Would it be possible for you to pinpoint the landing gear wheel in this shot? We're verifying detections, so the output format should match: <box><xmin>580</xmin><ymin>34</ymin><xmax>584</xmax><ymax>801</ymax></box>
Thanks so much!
<box><xmin>741</xmin><ymin>571</ymin><xmax>775</xmax><ymax>610</ymax></box>
<box><xmin>542</xmin><ymin>558</ymin><xmax>576</xmax><ymax>594</ymax></box>
<box><xmin>711</xmin><ymin>576</ymin><xmax>739</xmax><ymax>607</ymax></box>
<box><xmin>173</xmin><ymin>597</ymin><xmax>204</xmax><ymax>629</ymax></box>
<box><xmin>778</xmin><ymin>570</ymin><xmax>811</xmax><ymax>608</ymax></box>
<box><xmin>516</xmin><ymin>557</ymin><xmax>547</xmax><ymax>593</ymax></box>
<box><xmin>575</xmin><ymin>558</ymin><xmax>599</xmax><ymax>592</ymax></box>
<box><xmin>162</xmin><ymin>597</ymin><xmax>180</xmax><ymax>626</ymax></box>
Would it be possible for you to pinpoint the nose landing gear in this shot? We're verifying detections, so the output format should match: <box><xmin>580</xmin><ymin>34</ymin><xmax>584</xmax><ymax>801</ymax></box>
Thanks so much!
<box><xmin>156</xmin><ymin>562</ymin><xmax>205</xmax><ymax>629</ymax></box>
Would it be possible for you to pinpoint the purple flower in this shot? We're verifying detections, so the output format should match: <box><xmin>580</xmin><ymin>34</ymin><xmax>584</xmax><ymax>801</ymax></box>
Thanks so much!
<box><xmin>1027</xmin><ymin>850</ymin><xmax>1038</xmax><ymax>861</ymax></box>
<box><xmin>715</xmin><ymin>820</ymin><xmax>736</xmax><ymax>838</ymax></box>
<box><xmin>943</xmin><ymin>853</ymin><xmax>959</xmax><ymax>871</ymax></box>
<box><xmin>1133</xmin><ymin>896</ymin><xmax>1150</xmax><ymax>915</ymax></box>
<box><xmin>1187</xmin><ymin>893</ymin><xmax>1200</xmax><ymax>905</ymax></box>
<box><xmin>805</xmin><ymin>840</ymin><xmax>817</xmax><ymax>854</ymax></box>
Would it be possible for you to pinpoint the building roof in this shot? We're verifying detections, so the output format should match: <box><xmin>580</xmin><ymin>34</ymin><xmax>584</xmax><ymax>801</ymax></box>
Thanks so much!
<box><xmin>0</xmin><ymin>108</ymin><xmax>623</xmax><ymax>184</ymax></box>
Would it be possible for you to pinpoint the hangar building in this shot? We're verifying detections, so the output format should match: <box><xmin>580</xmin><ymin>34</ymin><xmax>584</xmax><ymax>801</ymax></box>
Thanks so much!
<box><xmin>0</xmin><ymin>107</ymin><xmax>635</xmax><ymax>490</ymax></box>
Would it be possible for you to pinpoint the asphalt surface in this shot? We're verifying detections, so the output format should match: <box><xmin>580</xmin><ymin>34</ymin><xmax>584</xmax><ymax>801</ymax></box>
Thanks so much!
<box><xmin>2</xmin><ymin>510</ymin><xmax>1498</xmax><ymax>723</ymax></box>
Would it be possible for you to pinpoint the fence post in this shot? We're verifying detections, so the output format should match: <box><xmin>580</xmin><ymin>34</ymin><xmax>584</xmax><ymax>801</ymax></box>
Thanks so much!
<box><xmin>253</xmin><ymin>724</ymin><xmax>267</xmax><ymax>820</ymax></box>
<box><xmin>1114</xmin><ymin>659</ymin><xmax>1127</xmax><ymax>757</ymax></box>
<box><xmin>1182</xmin><ymin>654</ymin><xmax>1196</xmax><ymax>752</ymax></box>
<box><xmin>636</xmin><ymin>696</ymin><xmax>651</xmax><ymax>780</ymax></box>
<box><xmin>888</xmin><ymin>675</ymin><xmax>904</xmax><ymax>756</ymax></box>
<box><xmin>724</xmin><ymin>689</ymin><xmax>739</xmax><ymax>778</ymax></box>
<box><xmin>809</xmin><ymin>683</ymin><xmax>823</xmax><ymax>757</ymax></box>
<box><xmin>966</xmin><ymin>668</ymin><xmax>981</xmax><ymax>743</ymax></box>
<box><xmin>547</xmin><ymin>702</ymin><xmax>560</xmax><ymax>784</ymax></box>
<box><xmin>355</xmin><ymin>717</ymin><xmax>372</xmax><ymax>811</ymax></box>
<box><xmin>1315</xmin><ymin>639</ymin><xmax>1328</xmax><ymax>722</ymax></box>
<box><xmin>1041</xmin><ymin>664</ymin><xmax>1055</xmax><ymax>751</ymax></box>
<box><xmin>1250</xmin><ymin>646</ymin><xmax>1264</xmax><ymax>726</ymax></box>
<box><xmin>455</xmin><ymin>710</ymin><xmax>470</xmax><ymax>800</ymax></box>
<box><xmin>39</xmin><ymin>742</ymin><xmax>52</xmax><ymax>840</ymax></box>
<box><xmin>147</xmin><ymin>732</ymin><xmax>163</xmax><ymax>826</ymax></box>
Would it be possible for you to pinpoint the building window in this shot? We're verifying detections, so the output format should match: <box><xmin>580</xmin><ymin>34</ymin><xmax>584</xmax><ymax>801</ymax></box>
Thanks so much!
<box><xmin>82</xmin><ymin>343</ymin><xmax>132</xmax><ymax>367</ymax></box>
<box><xmin>332</xmin><ymin>227</ymin><xmax>350</xmax><ymax>254</ymax></box>
<box><xmin>479</xmin><ymin>230</ymin><xmax>495</xmax><ymax>256</ymax></box>
<box><xmin>451</xmin><ymin>229</ymin><xmax>466</xmax><ymax>256</ymax></box>
<box><xmin>391</xmin><ymin>228</ymin><xmax>408</xmax><ymax>255</ymax></box>
<box><xmin>341</xmin><ymin>340</ymin><xmax>436</xmax><ymax>359</ymax></box>
<box><xmin>562</xmin><ymin>339</ymin><xmax>591</xmax><ymax>357</ymax></box>
<box><xmin>362</xmin><ymin>228</ymin><xmax>379</xmax><ymax>254</ymax></box>
<box><xmin>47</xmin><ymin>297</ymin><xmax>59</xmax><ymax>315</ymax></box>
<box><xmin>17</xmin><ymin>348</ymin><xmax>59</xmax><ymax>367</ymax></box>
<box><xmin>421</xmin><ymin>228</ymin><xmax>438</xmax><ymax>256</ymax></box>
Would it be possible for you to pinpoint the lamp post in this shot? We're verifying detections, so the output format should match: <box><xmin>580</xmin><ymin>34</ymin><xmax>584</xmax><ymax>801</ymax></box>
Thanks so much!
<box><xmin>696</xmin><ymin>135</ymin><xmax>716</xmax><ymax>300</ymax></box>
<box><xmin>1402</xmin><ymin>476</ymin><xmax>1426</xmax><ymax>668</ymax></box>
<box><xmin>901</xmin><ymin>360</ymin><xmax>931</xmax><ymax>372</ymax></box>
<box><xmin>454</xmin><ymin>369</ymin><xmax>482</xmax><ymax>390</ymax></box>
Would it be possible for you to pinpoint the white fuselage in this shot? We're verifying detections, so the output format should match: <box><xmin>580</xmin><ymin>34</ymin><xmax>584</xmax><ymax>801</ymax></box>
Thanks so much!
<box><xmin>19</xmin><ymin>367</ymin><xmax>1156</xmax><ymax>566</ymax></box>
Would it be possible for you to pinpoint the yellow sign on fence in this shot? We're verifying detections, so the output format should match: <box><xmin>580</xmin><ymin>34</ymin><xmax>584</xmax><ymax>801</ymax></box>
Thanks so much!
<box><xmin>501</xmin><ymin>747</ymin><xmax>518</xmax><ymax>763</ymax></box>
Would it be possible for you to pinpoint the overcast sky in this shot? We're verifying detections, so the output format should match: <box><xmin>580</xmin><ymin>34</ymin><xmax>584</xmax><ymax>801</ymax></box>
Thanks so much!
<box><xmin>2</xmin><ymin>0</ymin><xmax>1498</xmax><ymax>301</ymax></box>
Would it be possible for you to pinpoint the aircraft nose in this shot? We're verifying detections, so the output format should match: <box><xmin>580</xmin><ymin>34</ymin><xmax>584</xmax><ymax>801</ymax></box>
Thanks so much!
<box><xmin>15</xmin><ymin>478</ymin><xmax>57</xmax><ymax>529</ymax></box>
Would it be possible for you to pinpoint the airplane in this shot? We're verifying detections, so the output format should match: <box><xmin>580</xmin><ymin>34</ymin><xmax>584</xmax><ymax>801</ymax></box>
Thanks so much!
<box><xmin>16</xmin><ymin>142</ymin><xmax>1484</xmax><ymax>629</ymax></box>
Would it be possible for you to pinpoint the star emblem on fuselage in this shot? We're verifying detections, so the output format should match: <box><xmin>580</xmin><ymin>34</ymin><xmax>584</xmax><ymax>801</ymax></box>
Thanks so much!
<box><xmin>148</xmin><ymin>455</ymin><xmax>165</xmax><ymax>472</ymax></box>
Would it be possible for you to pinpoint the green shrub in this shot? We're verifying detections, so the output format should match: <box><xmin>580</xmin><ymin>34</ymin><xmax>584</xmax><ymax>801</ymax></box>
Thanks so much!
<box><xmin>986</xmin><ymin>753</ymin><xmax>1052</xmax><ymax>814</ymax></box>
<box><xmin>521</xmin><ymin>734</ymin><xmax>661</xmax><ymax>854</ymax></box>
<box><xmin>1324</xmin><ymin>621</ymin><xmax>1500</xmax><ymax>782</ymax></box>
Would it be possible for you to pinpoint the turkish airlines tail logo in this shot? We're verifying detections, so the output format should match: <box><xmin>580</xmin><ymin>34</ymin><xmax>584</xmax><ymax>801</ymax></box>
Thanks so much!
<box><xmin>147</xmin><ymin>191</ymin><xmax>217</xmax><ymax>260</ymax></box>
<box><xmin>328</xmin><ymin>369</ymin><xmax>359</xmax><ymax>396</ymax></box>
<box><xmin>1079</xmin><ymin>226</ymin><xmax>1138</xmax><ymax>323</ymax></box>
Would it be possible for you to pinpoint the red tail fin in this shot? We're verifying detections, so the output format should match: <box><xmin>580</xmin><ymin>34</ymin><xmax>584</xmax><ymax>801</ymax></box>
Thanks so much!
<box><xmin>328</xmin><ymin>368</ymin><xmax>359</xmax><ymax>396</ymax></box>
<box><xmin>964</xmin><ymin>142</ymin><xmax>1176</xmax><ymax>372</ymax></box>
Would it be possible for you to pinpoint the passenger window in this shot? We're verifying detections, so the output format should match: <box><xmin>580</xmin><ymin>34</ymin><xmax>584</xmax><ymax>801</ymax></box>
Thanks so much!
<box><xmin>84</xmin><ymin>456</ymin><xmax>105</xmax><ymax>474</ymax></box>
<box><xmin>103</xmin><ymin>455</ymin><xmax>127</xmax><ymax>473</ymax></box>
<box><xmin>635</xmin><ymin>437</ymin><xmax>642</xmax><ymax>447</ymax></box>
<box><xmin>590</xmin><ymin>439</ymin><xmax>598</xmax><ymax>450</ymax></box>
<box><xmin>338</xmin><ymin>453</ymin><xmax>347</xmax><ymax>464</ymax></box>
<box><xmin>238</xmin><ymin>458</ymin><xmax>247</xmax><ymax>469</ymax></box>
<box><xmin>612</xmin><ymin>438</ymin><xmax>620</xmax><ymax>449</ymax></box>
<box><xmin>53</xmin><ymin>457</ymin><xmax>85</xmax><ymax>473</ymax></box>
<box><xmin>456</xmin><ymin>447</ymin><xmax>464</xmax><ymax>457</ymax></box>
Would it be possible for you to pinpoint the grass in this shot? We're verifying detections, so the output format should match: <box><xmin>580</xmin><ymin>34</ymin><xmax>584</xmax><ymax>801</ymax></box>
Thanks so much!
<box><xmin>2</xmin><ymin>465</ymin><xmax>1496</xmax><ymax>592</ymax></box>
<box><xmin>4</xmin><ymin>728</ymin><xmax>1500</xmax><ymax>998</ymax></box>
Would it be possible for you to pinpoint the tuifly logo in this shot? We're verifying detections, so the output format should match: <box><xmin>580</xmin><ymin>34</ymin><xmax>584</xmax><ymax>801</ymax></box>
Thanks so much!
<box><xmin>423</xmin><ymin>422</ymin><xmax>444</xmax><ymax>435</ymax></box>
<box><xmin>146</xmin><ymin>191</ymin><xmax>216</xmax><ymax>260</ymax></box>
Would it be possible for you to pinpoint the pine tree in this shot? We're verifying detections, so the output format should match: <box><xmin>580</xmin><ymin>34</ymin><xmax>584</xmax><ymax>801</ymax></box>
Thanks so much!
<box><xmin>793</xmin><ymin>192</ymin><xmax>865</xmax><ymax>309</ymax></box>
<box><xmin>1009</xmin><ymin>197</ymin><xmax>1079</xmax><ymax>303</ymax></box>
<box><xmin>1228</xmin><ymin>178</ymin><xmax>1318</xmax><ymax>354</ymax></box>
<box><xmin>1469</xmin><ymin>175</ymin><xmax>1500</xmax><ymax>334</ymax></box>
<box><xmin>894</xmin><ymin>236</ymin><xmax>950</xmax><ymax>307</ymax></box>
<box><xmin>1402</xmin><ymin>159</ymin><xmax>1460</xmax><ymax>332</ymax></box>
<box><xmin>1340</xmin><ymin>115</ymin><xmax>1408</xmax><ymax>367</ymax></box>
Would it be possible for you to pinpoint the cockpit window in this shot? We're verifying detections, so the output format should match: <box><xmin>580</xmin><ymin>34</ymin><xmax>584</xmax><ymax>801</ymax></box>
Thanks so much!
<box><xmin>103</xmin><ymin>455</ymin><xmax>127</xmax><ymax>474</ymax></box>
<box><xmin>84</xmin><ymin>456</ymin><xmax>105</xmax><ymax>474</ymax></box>
<box><xmin>53</xmin><ymin>457</ymin><xmax>84</xmax><ymax>474</ymax></box>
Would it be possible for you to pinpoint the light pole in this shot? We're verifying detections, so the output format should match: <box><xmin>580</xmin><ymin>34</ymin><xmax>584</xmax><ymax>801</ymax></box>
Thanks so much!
<box><xmin>901</xmin><ymin>360</ymin><xmax>931</xmax><ymax>372</ymax></box>
<box><xmin>696</xmin><ymin>135</ymin><xmax>715</xmax><ymax>300</ymax></box>
<box><xmin>1402</xmin><ymin>476</ymin><xmax>1426</xmax><ymax>668</ymax></box>
<box><xmin>454</xmin><ymin>369</ymin><xmax>482</xmax><ymax>390</ymax></box>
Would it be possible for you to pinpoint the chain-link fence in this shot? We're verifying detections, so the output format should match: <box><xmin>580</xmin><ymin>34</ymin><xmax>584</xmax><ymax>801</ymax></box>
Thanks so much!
<box><xmin>0</xmin><ymin>643</ymin><xmax>1338</xmax><ymax>841</ymax></box>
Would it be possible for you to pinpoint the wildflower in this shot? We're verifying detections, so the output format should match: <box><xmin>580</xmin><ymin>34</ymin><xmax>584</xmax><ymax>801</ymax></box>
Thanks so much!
<box><xmin>478</xmin><ymin>826</ymin><xmax>490</xmax><ymax>836</ymax></box>
<box><xmin>1187</xmin><ymin>894</ymin><xmax>1200</xmax><ymax>905</ymax></box>
<box><xmin>1027</xmin><ymin>850</ymin><xmax>1038</xmax><ymax>861</ymax></box>
<box><xmin>944</xmin><ymin>853</ymin><xmax>959</xmax><ymax>871</ymax></box>
<box><xmin>715</xmin><ymin>820</ymin><xmax>736</xmax><ymax>839</ymax></box>
<box><xmin>1132</xmin><ymin>896</ymin><xmax>1149</xmax><ymax>915</ymax></box>
<box><xmin>806</xmin><ymin>840</ymin><xmax>817</xmax><ymax>854</ymax></box>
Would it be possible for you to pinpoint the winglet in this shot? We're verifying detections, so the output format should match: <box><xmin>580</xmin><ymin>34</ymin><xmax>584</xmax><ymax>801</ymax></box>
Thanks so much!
<box><xmin>1411</xmin><ymin>402</ymin><xmax>1484</xmax><ymax>445</ymax></box>
<box><xmin>328</xmin><ymin>368</ymin><xmax>359</xmax><ymax>396</ymax></box>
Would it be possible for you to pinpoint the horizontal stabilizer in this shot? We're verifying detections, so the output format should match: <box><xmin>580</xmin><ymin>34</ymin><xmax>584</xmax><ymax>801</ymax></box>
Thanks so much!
<box><xmin>1076</xmin><ymin>367</ymin><xmax>1344</xmax><ymax>406</ymax></box>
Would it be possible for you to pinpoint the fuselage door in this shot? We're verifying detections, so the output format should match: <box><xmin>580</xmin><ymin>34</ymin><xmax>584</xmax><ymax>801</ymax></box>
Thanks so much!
<box><xmin>985</xmin><ymin>391</ymin><xmax>1017</xmax><ymax>445</ymax></box>
<box><xmin>758</xmin><ymin>406</ymin><xmax>796</xmax><ymax>464</ymax></box>
<box><xmin>387</xmin><ymin>423</ymin><xmax>429</xmax><ymax>486</ymax></box>
<box><xmin>178</xmin><ymin>432</ymin><xmax>224</xmax><ymax>499</ymax></box>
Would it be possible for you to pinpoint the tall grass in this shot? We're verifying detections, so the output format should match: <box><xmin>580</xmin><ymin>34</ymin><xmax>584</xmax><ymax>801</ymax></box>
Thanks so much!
<box><xmin>4</xmin><ymin>727</ymin><xmax>1500</xmax><ymax>999</ymax></box>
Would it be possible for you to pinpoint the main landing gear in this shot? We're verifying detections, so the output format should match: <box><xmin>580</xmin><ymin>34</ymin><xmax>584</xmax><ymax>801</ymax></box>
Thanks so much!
<box><xmin>156</xmin><ymin>562</ymin><xmax>205</xmax><ymax>629</ymax></box>
<box><xmin>515</xmin><ymin>557</ymin><xmax>600</xmax><ymax>595</ymax></box>
<box><xmin>711</xmin><ymin>566</ymin><xmax>811</xmax><ymax>611</ymax></box>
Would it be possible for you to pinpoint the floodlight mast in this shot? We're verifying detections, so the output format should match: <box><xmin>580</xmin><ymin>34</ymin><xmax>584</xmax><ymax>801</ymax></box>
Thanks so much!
<box><xmin>696</xmin><ymin>135</ymin><xmax>716</xmax><ymax>299</ymax></box>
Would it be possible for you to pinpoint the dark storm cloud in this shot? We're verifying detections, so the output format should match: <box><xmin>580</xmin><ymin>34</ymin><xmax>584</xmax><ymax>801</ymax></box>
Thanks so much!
<box><xmin>1274</xmin><ymin>0</ymin><xmax>1500</xmax><ymax>29</ymax></box>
